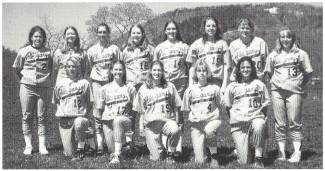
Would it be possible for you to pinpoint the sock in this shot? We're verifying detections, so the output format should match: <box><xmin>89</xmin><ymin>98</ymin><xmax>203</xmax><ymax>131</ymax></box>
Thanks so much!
<box><xmin>162</xmin><ymin>135</ymin><xmax>168</xmax><ymax>151</ymax></box>
<box><xmin>176</xmin><ymin>136</ymin><xmax>182</xmax><ymax>152</ymax></box>
<box><xmin>24</xmin><ymin>134</ymin><xmax>32</xmax><ymax>148</ymax></box>
<box><xmin>96</xmin><ymin>133</ymin><xmax>103</xmax><ymax>150</ymax></box>
<box><xmin>39</xmin><ymin>135</ymin><xmax>47</xmax><ymax>149</ymax></box>
<box><xmin>114</xmin><ymin>142</ymin><xmax>122</xmax><ymax>156</ymax></box>
<box><xmin>278</xmin><ymin>141</ymin><xmax>286</xmax><ymax>155</ymax></box>
<box><xmin>255</xmin><ymin>147</ymin><xmax>263</xmax><ymax>157</ymax></box>
<box><xmin>125</xmin><ymin>131</ymin><xmax>133</xmax><ymax>143</ymax></box>
<box><xmin>208</xmin><ymin>146</ymin><xmax>217</xmax><ymax>154</ymax></box>
<box><xmin>78</xmin><ymin>141</ymin><xmax>85</xmax><ymax>149</ymax></box>
<box><xmin>292</xmin><ymin>141</ymin><xmax>301</xmax><ymax>153</ymax></box>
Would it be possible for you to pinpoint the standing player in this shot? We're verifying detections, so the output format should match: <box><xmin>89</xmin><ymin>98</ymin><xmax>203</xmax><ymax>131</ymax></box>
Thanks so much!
<box><xmin>95</xmin><ymin>61</ymin><xmax>137</xmax><ymax>164</ymax></box>
<box><xmin>120</xmin><ymin>24</ymin><xmax>155</xmax><ymax>90</ymax></box>
<box><xmin>264</xmin><ymin>28</ymin><xmax>313</xmax><ymax>162</ymax></box>
<box><xmin>229</xmin><ymin>18</ymin><xmax>268</xmax><ymax>82</ymax></box>
<box><xmin>181</xmin><ymin>60</ymin><xmax>223</xmax><ymax>165</ymax></box>
<box><xmin>153</xmin><ymin>20</ymin><xmax>189</xmax><ymax>157</ymax></box>
<box><xmin>87</xmin><ymin>23</ymin><xmax>121</xmax><ymax>155</ymax></box>
<box><xmin>53</xmin><ymin>26</ymin><xmax>88</xmax><ymax>85</ymax></box>
<box><xmin>53</xmin><ymin>57</ymin><xmax>96</xmax><ymax>161</ymax></box>
<box><xmin>224</xmin><ymin>57</ymin><xmax>270</xmax><ymax>168</ymax></box>
<box><xmin>187</xmin><ymin>16</ymin><xmax>231</xmax><ymax>95</ymax></box>
<box><xmin>133</xmin><ymin>61</ymin><xmax>182</xmax><ymax>162</ymax></box>
<box><xmin>12</xmin><ymin>26</ymin><xmax>52</xmax><ymax>155</ymax></box>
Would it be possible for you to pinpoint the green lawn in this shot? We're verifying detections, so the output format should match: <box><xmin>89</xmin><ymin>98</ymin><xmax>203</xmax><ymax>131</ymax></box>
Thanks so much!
<box><xmin>2</xmin><ymin>86</ymin><xmax>323</xmax><ymax>169</ymax></box>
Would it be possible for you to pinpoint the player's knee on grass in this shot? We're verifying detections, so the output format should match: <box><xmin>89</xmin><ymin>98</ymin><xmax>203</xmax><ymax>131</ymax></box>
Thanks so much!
<box><xmin>74</xmin><ymin>117</ymin><xmax>90</xmax><ymax>141</ymax></box>
<box><xmin>59</xmin><ymin>118</ymin><xmax>74</xmax><ymax>129</ymax></box>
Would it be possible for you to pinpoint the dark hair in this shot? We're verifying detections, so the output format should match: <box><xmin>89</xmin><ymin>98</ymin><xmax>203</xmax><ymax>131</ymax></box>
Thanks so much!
<box><xmin>235</xmin><ymin>57</ymin><xmax>258</xmax><ymax>83</ymax></box>
<box><xmin>200</xmin><ymin>16</ymin><xmax>222</xmax><ymax>43</ymax></box>
<box><xmin>145</xmin><ymin>60</ymin><xmax>167</xmax><ymax>89</ymax></box>
<box><xmin>26</xmin><ymin>25</ymin><xmax>47</xmax><ymax>48</ymax></box>
<box><xmin>237</xmin><ymin>18</ymin><xmax>255</xmax><ymax>31</ymax></box>
<box><xmin>192</xmin><ymin>59</ymin><xmax>212</xmax><ymax>83</ymax></box>
<box><xmin>62</xmin><ymin>26</ymin><xmax>81</xmax><ymax>53</ymax></box>
<box><xmin>112</xmin><ymin>60</ymin><xmax>127</xmax><ymax>85</ymax></box>
<box><xmin>97</xmin><ymin>23</ymin><xmax>111</xmax><ymax>34</ymax></box>
<box><xmin>163</xmin><ymin>20</ymin><xmax>183</xmax><ymax>41</ymax></box>
<box><xmin>124</xmin><ymin>24</ymin><xmax>150</xmax><ymax>52</ymax></box>
<box><xmin>274</xmin><ymin>28</ymin><xmax>300</xmax><ymax>53</ymax></box>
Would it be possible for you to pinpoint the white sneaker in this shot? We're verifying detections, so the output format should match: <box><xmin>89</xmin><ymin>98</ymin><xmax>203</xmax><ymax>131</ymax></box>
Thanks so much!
<box><xmin>276</xmin><ymin>152</ymin><xmax>286</xmax><ymax>161</ymax></box>
<box><xmin>109</xmin><ymin>154</ymin><xmax>120</xmax><ymax>164</ymax></box>
<box><xmin>23</xmin><ymin>146</ymin><xmax>33</xmax><ymax>155</ymax></box>
<box><xmin>39</xmin><ymin>146</ymin><xmax>49</xmax><ymax>155</ymax></box>
<box><xmin>288</xmin><ymin>151</ymin><xmax>301</xmax><ymax>163</ymax></box>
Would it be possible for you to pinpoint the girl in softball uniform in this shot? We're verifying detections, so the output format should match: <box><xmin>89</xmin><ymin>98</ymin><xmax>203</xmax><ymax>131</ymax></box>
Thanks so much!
<box><xmin>87</xmin><ymin>23</ymin><xmax>121</xmax><ymax>155</ymax></box>
<box><xmin>120</xmin><ymin>24</ymin><xmax>155</xmax><ymax>90</ymax></box>
<box><xmin>224</xmin><ymin>57</ymin><xmax>270</xmax><ymax>168</ymax></box>
<box><xmin>187</xmin><ymin>16</ymin><xmax>231</xmax><ymax>94</ymax></box>
<box><xmin>95</xmin><ymin>61</ymin><xmax>137</xmax><ymax>164</ymax></box>
<box><xmin>229</xmin><ymin>18</ymin><xmax>268</xmax><ymax>82</ymax></box>
<box><xmin>264</xmin><ymin>28</ymin><xmax>313</xmax><ymax>163</ymax></box>
<box><xmin>182</xmin><ymin>60</ymin><xmax>223</xmax><ymax>164</ymax></box>
<box><xmin>54</xmin><ymin>26</ymin><xmax>88</xmax><ymax>85</ymax></box>
<box><xmin>133</xmin><ymin>61</ymin><xmax>182</xmax><ymax>162</ymax></box>
<box><xmin>53</xmin><ymin>57</ymin><xmax>95</xmax><ymax>161</ymax></box>
<box><xmin>12</xmin><ymin>26</ymin><xmax>52</xmax><ymax>155</ymax></box>
<box><xmin>153</xmin><ymin>20</ymin><xmax>189</xmax><ymax>157</ymax></box>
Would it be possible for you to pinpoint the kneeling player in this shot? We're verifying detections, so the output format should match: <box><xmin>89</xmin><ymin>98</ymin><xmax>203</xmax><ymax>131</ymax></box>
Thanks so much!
<box><xmin>94</xmin><ymin>61</ymin><xmax>137</xmax><ymax>164</ymax></box>
<box><xmin>53</xmin><ymin>57</ymin><xmax>95</xmax><ymax>161</ymax></box>
<box><xmin>182</xmin><ymin>60</ymin><xmax>223</xmax><ymax>165</ymax></box>
<box><xmin>224</xmin><ymin>57</ymin><xmax>270</xmax><ymax>168</ymax></box>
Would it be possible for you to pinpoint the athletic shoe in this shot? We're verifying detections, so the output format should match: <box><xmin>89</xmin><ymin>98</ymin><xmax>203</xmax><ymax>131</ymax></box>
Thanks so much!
<box><xmin>165</xmin><ymin>152</ymin><xmax>176</xmax><ymax>163</ymax></box>
<box><xmin>23</xmin><ymin>146</ymin><xmax>33</xmax><ymax>155</ymax></box>
<box><xmin>96</xmin><ymin>148</ymin><xmax>104</xmax><ymax>156</ymax></box>
<box><xmin>84</xmin><ymin>144</ymin><xmax>95</xmax><ymax>156</ymax></box>
<box><xmin>253</xmin><ymin>157</ymin><xmax>264</xmax><ymax>168</ymax></box>
<box><xmin>288</xmin><ymin>151</ymin><xmax>301</xmax><ymax>163</ymax></box>
<box><xmin>210</xmin><ymin>154</ymin><xmax>220</xmax><ymax>168</ymax></box>
<box><xmin>158</xmin><ymin>148</ymin><xmax>167</xmax><ymax>161</ymax></box>
<box><xmin>122</xmin><ymin>141</ymin><xmax>136</xmax><ymax>158</ymax></box>
<box><xmin>39</xmin><ymin>146</ymin><xmax>49</xmax><ymax>155</ymax></box>
<box><xmin>276</xmin><ymin>152</ymin><xmax>286</xmax><ymax>161</ymax></box>
<box><xmin>109</xmin><ymin>154</ymin><xmax>120</xmax><ymax>164</ymax></box>
<box><xmin>71</xmin><ymin>148</ymin><xmax>85</xmax><ymax>161</ymax></box>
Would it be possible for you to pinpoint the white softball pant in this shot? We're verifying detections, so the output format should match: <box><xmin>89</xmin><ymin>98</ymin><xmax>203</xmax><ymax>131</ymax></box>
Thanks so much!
<box><xmin>19</xmin><ymin>84</ymin><xmax>50</xmax><ymax>136</ymax></box>
<box><xmin>271</xmin><ymin>90</ymin><xmax>303</xmax><ymax>141</ymax></box>
<box><xmin>145</xmin><ymin>120</ymin><xmax>181</xmax><ymax>161</ymax></box>
<box><xmin>231</xmin><ymin>118</ymin><xmax>266</xmax><ymax>164</ymax></box>
<box><xmin>190</xmin><ymin>119</ymin><xmax>222</xmax><ymax>163</ymax></box>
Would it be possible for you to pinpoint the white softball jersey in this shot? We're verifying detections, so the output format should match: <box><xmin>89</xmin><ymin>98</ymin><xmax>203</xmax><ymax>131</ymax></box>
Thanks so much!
<box><xmin>12</xmin><ymin>45</ymin><xmax>52</xmax><ymax>87</ymax></box>
<box><xmin>224</xmin><ymin>79</ymin><xmax>270</xmax><ymax>124</ymax></box>
<box><xmin>186</xmin><ymin>38</ymin><xmax>230</xmax><ymax>80</ymax></box>
<box><xmin>53</xmin><ymin>79</ymin><xmax>93</xmax><ymax>117</ymax></box>
<box><xmin>182</xmin><ymin>84</ymin><xmax>221</xmax><ymax>122</ymax></box>
<box><xmin>133</xmin><ymin>82</ymin><xmax>182</xmax><ymax>125</ymax></box>
<box><xmin>264</xmin><ymin>45</ymin><xmax>313</xmax><ymax>94</ymax></box>
<box><xmin>120</xmin><ymin>45</ymin><xmax>154</xmax><ymax>85</ymax></box>
<box><xmin>229</xmin><ymin>37</ymin><xmax>269</xmax><ymax>79</ymax></box>
<box><xmin>87</xmin><ymin>43</ymin><xmax>121</xmax><ymax>82</ymax></box>
<box><xmin>96</xmin><ymin>82</ymin><xmax>137</xmax><ymax>121</ymax></box>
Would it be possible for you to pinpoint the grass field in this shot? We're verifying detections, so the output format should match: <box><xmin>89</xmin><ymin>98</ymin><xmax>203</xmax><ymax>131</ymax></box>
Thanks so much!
<box><xmin>2</xmin><ymin>86</ymin><xmax>323</xmax><ymax>169</ymax></box>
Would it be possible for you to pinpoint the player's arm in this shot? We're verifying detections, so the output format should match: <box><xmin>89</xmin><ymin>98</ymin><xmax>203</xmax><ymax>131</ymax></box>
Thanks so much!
<box><xmin>301</xmin><ymin>52</ymin><xmax>313</xmax><ymax>87</ymax></box>
<box><xmin>12</xmin><ymin>51</ymin><xmax>24</xmax><ymax>80</ymax></box>
<box><xmin>223</xmin><ymin>84</ymin><xmax>233</xmax><ymax>118</ymax></box>
<box><xmin>221</xmin><ymin>45</ymin><xmax>231</xmax><ymax>95</ymax></box>
<box><xmin>260</xmin><ymin>83</ymin><xmax>271</xmax><ymax>117</ymax></box>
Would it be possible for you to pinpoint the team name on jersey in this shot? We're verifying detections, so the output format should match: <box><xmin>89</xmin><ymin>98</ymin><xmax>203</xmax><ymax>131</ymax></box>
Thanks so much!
<box><xmin>59</xmin><ymin>85</ymin><xmax>85</xmax><ymax>99</ymax></box>
<box><xmin>274</xmin><ymin>55</ymin><xmax>300</xmax><ymax>69</ymax></box>
<box><xmin>105</xmin><ymin>94</ymin><xmax>129</xmax><ymax>106</ymax></box>
<box><xmin>160</xmin><ymin>49</ymin><xmax>184</xmax><ymax>60</ymax></box>
<box><xmin>192</xmin><ymin>94</ymin><xmax>215</xmax><ymax>105</ymax></box>
<box><xmin>25</xmin><ymin>51</ymin><xmax>50</xmax><ymax>62</ymax></box>
<box><xmin>93</xmin><ymin>53</ymin><xmax>115</xmax><ymax>64</ymax></box>
<box><xmin>145</xmin><ymin>91</ymin><xmax>170</xmax><ymax>107</ymax></box>
<box><xmin>233</xmin><ymin>86</ymin><xmax>263</xmax><ymax>100</ymax></box>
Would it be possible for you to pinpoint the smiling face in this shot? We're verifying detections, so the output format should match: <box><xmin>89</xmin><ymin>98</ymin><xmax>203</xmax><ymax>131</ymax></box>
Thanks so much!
<box><xmin>97</xmin><ymin>25</ymin><xmax>110</xmax><ymax>43</ymax></box>
<box><xmin>196</xmin><ymin>65</ymin><xmax>208</xmax><ymax>83</ymax></box>
<box><xmin>165</xmin><ymin>22</ymin><xmax>177</xmax><ymax>41</ymax></box>
<box><xmin>65</xmin><ymin>28</ymin><xmax>77</xmax><ymax>45</ymax></box>
<box><xmin>130</xmin><ymin>26</ymin><xmax>143</xmax><ymax>45</ymax></box>
<box><xmin>279</xmin><ymin>30</ymin><xmax>294</xmax><ymax>51</ymax></box>
<box><xmin>205</xmin><ymin>19</ymin><xmax>217</xmax><ymax>38</ymax></box>
<box><xmin>151</xmin><ymin>63</ymin><xmax>163</xmax><ymax>82</ymax></box>
<box><xmin>31</xmin><ymin>31</ymin><xmax>44</xmax><ymax>48</ymax></box>
<box><xmin>238</xmin><ymin>21</ymin><xmax>253</xmax><ymax>40</ymax></box>
<box><xmin>112</xmin><ymin>63</ymin><xmax>124</xmax><ymax>81</ymax></box>
<box><xmin>239</xmin><ymin>60</ymin><xmax>252</xmax><ymax>80</ymax></box>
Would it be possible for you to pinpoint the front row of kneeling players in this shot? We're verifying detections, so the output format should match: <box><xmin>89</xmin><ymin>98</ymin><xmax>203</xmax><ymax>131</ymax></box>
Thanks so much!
<box><xmin>53</xmin><ymin>55</ymin><xmax>269</xmax><ymax>167</ymax></box>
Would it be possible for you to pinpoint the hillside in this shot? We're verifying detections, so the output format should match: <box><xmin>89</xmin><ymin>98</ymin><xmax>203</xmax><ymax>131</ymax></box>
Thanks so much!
<box><xmin>114</xmin><ymin>3</ymin><xmax>322</xmax><ymax>77</ymax></box>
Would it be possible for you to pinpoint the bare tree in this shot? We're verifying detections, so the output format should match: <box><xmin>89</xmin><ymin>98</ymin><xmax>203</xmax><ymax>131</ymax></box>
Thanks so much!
<box><xmin>40</xmin><ymin>15</ymin><xmax>64</xmax><ymax>53</ymax></box>
<box><xmin>85</xmin><ymin>3</ymin><xmax>154</xmax><ymax>47</ymax></box>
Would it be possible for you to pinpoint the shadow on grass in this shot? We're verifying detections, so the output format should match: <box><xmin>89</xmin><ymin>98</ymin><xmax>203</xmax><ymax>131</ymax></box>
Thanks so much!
<box><xmin>264</xmin><ymin>149</ymin><xmax>318</xmax><ymax>166</ymax></box>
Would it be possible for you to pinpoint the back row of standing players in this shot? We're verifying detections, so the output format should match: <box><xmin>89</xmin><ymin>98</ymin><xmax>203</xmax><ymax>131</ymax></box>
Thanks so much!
<box><xmin>13</xmin><ymin>17</ymin><xmax>313</xmax><ymax>167</ymax></box>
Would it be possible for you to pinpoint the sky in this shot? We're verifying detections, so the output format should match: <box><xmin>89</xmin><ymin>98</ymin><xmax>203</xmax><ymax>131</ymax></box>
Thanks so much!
<box><xmin>2</xmin><ymin>1</ymin><xmax>323</xmax><ymax>51</ymax></box>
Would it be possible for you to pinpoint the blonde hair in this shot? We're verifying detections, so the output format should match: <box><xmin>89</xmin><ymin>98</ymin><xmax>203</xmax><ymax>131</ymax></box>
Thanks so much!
<box><xmin>62</xmin><ymin>56</ymin><xmax>82</xmax><ymax>79</ymax></box>
<box><xmin>192</xmin><ymin>59</ymin><xmax>212</xmax><ymax>82</ymax></box>
<box><xmin>274</xmin><ymin>28</ymin><xmax>300</xmax><ymax>54</ymax></box>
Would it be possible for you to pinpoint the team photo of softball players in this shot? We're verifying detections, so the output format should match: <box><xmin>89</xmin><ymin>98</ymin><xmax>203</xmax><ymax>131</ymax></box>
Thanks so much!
<box><xmin>2</xmin><ymin>2</ymin><xmax>323</xmax><ymax>169</ymax></box>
